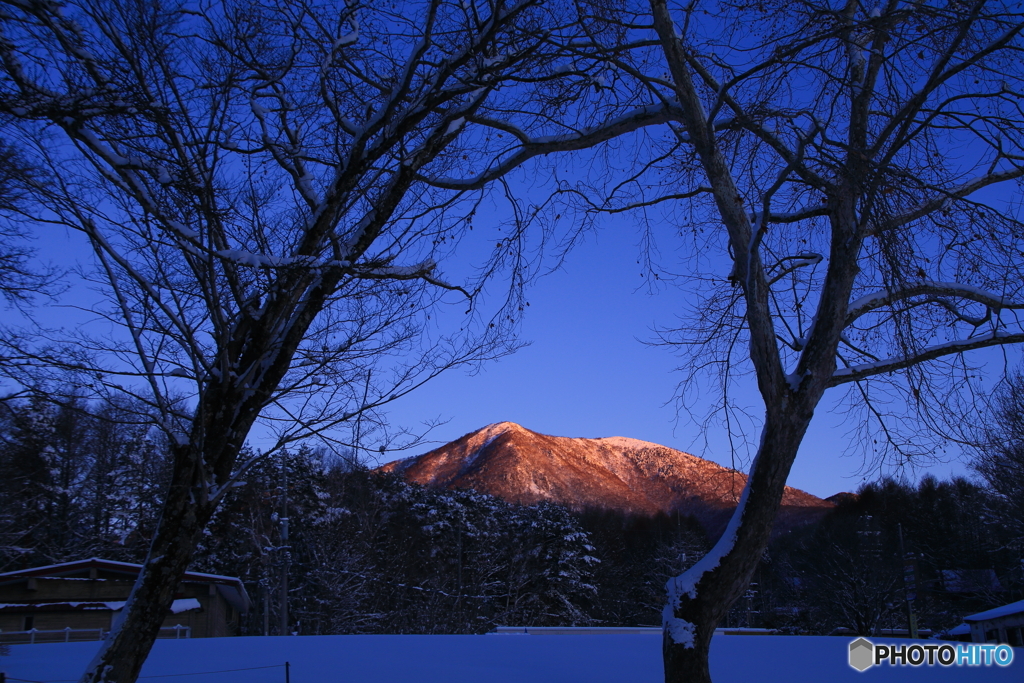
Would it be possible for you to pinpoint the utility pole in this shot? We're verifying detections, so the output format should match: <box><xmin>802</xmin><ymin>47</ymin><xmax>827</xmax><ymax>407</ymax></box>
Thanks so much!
<box><xmin>354</xmin><ymin>371</ymin><xmax>371</xmax><ymax>464</ymax></box>
<box><xmin>898</xmin><ymin>523</ymin><xmax>919</xmax><ymax>639</ymax></box>
<box><xmin>262</xmin><ymin>584</ymin><xmax>269</xmax><ymax>636</ymax></box>
<box><xmin>280</xmin><ymin>458</ymin><xmax>289</xmax><ymax>635</ymax></box>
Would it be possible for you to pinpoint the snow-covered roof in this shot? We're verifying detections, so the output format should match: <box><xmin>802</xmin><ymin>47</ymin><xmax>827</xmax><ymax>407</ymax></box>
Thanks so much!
<box><xmin>965</xmin><ymin>599</ymin><xmax>1024</xmax><ymax>623</ymax></box>
<box><xmin>0</xmin><ymin>558</ymin><xmax>249</xmax><ymax>612</ymax></box>
<box><xmin>0</xmin><ymin>557</ymin><xmax>236</xmax><ymax>584</ymax></box>
<box><xmin>945</xmin><ymin>623</ymin><xmax>971</xmax><ymax>636</ymax></box>
<box><xmin>940</xmin><ymin>568</ymin><xmax>1001</xmax><ymax>593</ymax></box>
<box><xmin>0</xmin><ymin>598</ymin><xmax>202</xmax><ymax>614</ymax></box>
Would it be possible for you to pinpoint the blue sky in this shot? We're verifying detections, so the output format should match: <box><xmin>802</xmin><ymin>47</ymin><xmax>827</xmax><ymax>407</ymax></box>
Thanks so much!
<box><xmin>10</xmin><ymin>183</ymin><xmax>988</xmax><ymax>502</ymax></box>
<box><xmin>379</xmin><ymin>217</ymin><xmax>981</xmax><ymax>500</ymax></box>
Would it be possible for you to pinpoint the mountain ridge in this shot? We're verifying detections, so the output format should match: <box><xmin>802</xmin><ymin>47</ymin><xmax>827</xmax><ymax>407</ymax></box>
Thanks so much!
<box><xmin>377</xmin><ymin>421</ymin><xmax>832</xmax><ymax>518</ymax></box>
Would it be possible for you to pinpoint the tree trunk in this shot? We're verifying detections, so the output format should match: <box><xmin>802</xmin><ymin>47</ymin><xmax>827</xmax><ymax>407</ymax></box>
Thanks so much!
<box><xmin>663</xmin><ymin>407</ymin><xmax>814</xmax><ymax>683</ymax></box>
<box><xmin>663</xmin><ymin>622</ymin><xmax>714</xmax><ymax>683</ymax></box>
<box><xmin>80</xmin><ymin>444</ymin><xmax>212</xmax><ymax>683</ymax></box>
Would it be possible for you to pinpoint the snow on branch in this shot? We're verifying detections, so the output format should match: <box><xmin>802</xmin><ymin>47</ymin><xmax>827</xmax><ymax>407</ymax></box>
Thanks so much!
<box><xmin>829</xmin><ymin>329</ymin><xmax>1024</xmax><ymax>387</ymax></box>
<box><xmin>350</xmin><ymin>258</ymin><xmax>471</xmax><ymax>298</ymax></box>
<box><xmin>211</xmin><ymin>247</ymin><xmax>468</xmax><ymax>297</ymax></box>
<box><xmin>872</xmin><ymin>168</ymin><xmax>1024</xmax><ymax>235</ymax></box>
<box><xmin>844</xmin><ymin>281</ymin><xmax>1024</xmax><ymax>326</ymax></box>
<box><xmin>766</xmin><ymin>252</ymin><xmax>823</xmax><ymax>286</ymax></box>
<box><xmin>663</xmin><ymin>472</ymin><xmax>753</xmax><ymax>646</ymax></box>
<box><xmin>749</xmin><ymin>203</ymin><xmax>828</xmax><ymax>225</ymax></box>
<box><xmin>420</xmin><ymin>103</ymin><xmax>682</xmax><ymax>190</ymax></box>
<box><xmin>358</xmin><ymin>258</ymin><xmax>437</xmax><ymax>278</ymax></box>
<box><xmin>215</xmin><ymin>250</ymin><xmax>302</xmax><ymax>268</ymax></box>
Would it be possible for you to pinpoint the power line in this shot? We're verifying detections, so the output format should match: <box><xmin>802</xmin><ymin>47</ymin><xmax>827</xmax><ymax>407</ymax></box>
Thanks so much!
<box><xmin>6</xmin><ymin>663</ymin><xmax>286</xmax><ymax>683</ymax></box>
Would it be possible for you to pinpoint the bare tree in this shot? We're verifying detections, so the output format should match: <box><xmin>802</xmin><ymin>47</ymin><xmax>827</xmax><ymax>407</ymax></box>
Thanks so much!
<box><xmin>5</xmin><ymin>0</ymin><xmax>1024</xmax><ymax>680</ymax></box>
<box><xmin>0</xmin><ymin>139</ymin><xmax>55</xmax><ymax>306</ymax></box>
<box><xmin>0</xmin><ymin>0</ymin><xmax>605</xmax><ymax>679</ymax></box>
<box><xmin>973</xmin><ymin>372</ymin><xmax>1024</xmax><ymax>544</ymax></box>
<box><xmin>431</xmin><ymin>0</ymin><xmax>1024</xmax><ymax>680</ymax></box>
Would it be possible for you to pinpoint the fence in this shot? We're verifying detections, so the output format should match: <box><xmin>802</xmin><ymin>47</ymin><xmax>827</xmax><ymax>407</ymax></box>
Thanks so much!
<box><xmin>0</xmin><ymin>624</ymin><xmax>190</xmax><ymax>645</ymax></box>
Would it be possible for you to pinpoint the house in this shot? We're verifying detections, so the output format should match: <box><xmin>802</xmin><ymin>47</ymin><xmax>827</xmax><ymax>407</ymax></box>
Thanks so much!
<box><xmin>964</xmin><ymin>599</ymin><xmax>1024</xmax><ymax>646</ymax></box>
<box><xmin>939</xmin><ymin>568</ymin><xmax>1002</xmax><ymax>594</ymax></box>
<box><xmin>0</xmin><ymin>558</ymin><xmax>250</xmax><ymax>643</ymax></box>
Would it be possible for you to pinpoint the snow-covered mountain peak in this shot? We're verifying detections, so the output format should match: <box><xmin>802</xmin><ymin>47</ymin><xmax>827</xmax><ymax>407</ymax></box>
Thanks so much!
<box><xmin>594</xmin><ymin>435</ymin><xmax>679</xmax><ymax>451</ymax></box>
<box><xmin>477</xmin><ymin>421</ymin><xmax>528</xmax><ymax>438</ymax></box>
<box><xmin>377</xmin><ymin>423</ymin><xmax>831</xmax><ymax>519</ymax></box>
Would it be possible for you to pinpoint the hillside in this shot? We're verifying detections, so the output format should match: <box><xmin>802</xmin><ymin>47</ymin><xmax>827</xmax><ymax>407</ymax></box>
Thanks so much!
<box><xmin>377</xmin><ymin>422</ymin><xmax>831</xmax><ymax>520</ymax></box>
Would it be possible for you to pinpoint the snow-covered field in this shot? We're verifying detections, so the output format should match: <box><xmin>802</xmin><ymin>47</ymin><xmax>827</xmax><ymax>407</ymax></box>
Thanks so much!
<box><xmin>2</xmin><ymin>634</ymin><xmax>1017</xmax><ymax>683</ymax></box>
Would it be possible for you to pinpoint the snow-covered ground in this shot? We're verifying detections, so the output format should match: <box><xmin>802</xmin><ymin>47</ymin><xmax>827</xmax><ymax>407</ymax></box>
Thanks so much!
<box><xmin>2</xmin><ymin>634</ymin><xmax>1017</xmax><ymax>683</ymax></box>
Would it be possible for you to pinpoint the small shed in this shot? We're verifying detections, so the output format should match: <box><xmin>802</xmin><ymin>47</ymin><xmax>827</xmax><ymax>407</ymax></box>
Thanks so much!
<box><xmin>964</xmin><ymin>599</ymin><xmax>1024</xmax><ymax>647</ymax></box>
<box><xmin>0</xmin><ymin>558</ymin><xmax>250</xmax><ymax>643</ymax></box>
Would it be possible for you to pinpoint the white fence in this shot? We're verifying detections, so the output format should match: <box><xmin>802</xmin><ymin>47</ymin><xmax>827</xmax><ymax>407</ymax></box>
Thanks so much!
<box><xmin>0</xmin><ymin>624</ymin><xmax>191</xmax><ymax>644</ymax></box>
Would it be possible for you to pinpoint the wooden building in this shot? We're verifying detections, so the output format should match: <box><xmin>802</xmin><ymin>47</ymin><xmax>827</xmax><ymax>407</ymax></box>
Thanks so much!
<box><xmin>965</xmin><ymin>599</ymin><xmax>1024</xmax><ymax>647</ymax></box>
<box><xmin>0</xmin><ymin>558</ymin><xmax>250</xmax><ymax>643</ymax></box>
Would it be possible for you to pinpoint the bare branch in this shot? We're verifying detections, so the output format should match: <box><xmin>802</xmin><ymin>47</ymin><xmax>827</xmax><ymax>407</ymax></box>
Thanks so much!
<box><xmin>830</xmin><ymin>330</ymin><xmax>1024</xmax><ymax>387</ymax></box>
<box><xmin>845</xmin><ymin>281</ymin><xmax>1024</xmax><ymax>326</ymax></box>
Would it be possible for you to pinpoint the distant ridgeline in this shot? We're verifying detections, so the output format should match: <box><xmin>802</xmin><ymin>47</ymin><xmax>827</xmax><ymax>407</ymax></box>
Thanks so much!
<box><xmin>2</xmin><ymin>400</ymin><xmax>1013</xmax><ymax>637</ymax></box>
<box><xmin>376</xmin><ymin>421</ymin><xmax>834</xmax><ymax>536</ymax></box>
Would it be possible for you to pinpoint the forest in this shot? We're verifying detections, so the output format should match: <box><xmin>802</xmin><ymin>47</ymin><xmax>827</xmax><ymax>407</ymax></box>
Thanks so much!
<box><xmin>2</xmin><ymin>393</ymin><xmax>1019</xmax><ymax>638</ymax></box>
<box><xmin>2</xmin><ymin>0</ymin><xmax>1023</xmax><ymax>679</ymax></box>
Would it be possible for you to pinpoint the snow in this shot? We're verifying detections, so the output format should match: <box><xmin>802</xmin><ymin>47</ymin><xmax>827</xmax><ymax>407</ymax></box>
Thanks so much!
<box><xmin>333</xmin><ymin>33</ymin><xmax>358</xmax><ymax>49</ymax></box>
<box><xmin>832</xmin><ymin>330</ymin><xmax>1012</xmax><ymax>381</ymax></box>
<box><xmin>946</xmin><ymin>623</ymin><xmax>971</xmax><ymax>636</ymax></box>
<box><xmin>77</xmin><ymin>128</ymin><xmax>129</xmax><ymax>166</ymax></box>
<box><xmin>369</xmin><ymin>258</ymin><xmax>437</xmax><ymax>277</ymax></box>
<box><xmin>0</xmin><ymin>598</ymin><xmax>200</xmax><ymax>613</ymax></box>
<box><xmin>3</xmin><ymin>634</ymin><xmax>1016</xmax><ymax>682</ymax></box>
<box><xmin>445</xmin><ymin>117</ymin><xmax>466</xmax><ymax>136</ymax></box>
<box><xmin>216</xmin><ymin>249</ymin><xmax>292</xmax><ymax>268</ymax></box>
<box><xmin>0</xmin><ymin>601</ymin><xmax>126</xmax><ymax>610</ymax></box>
<box><xmin>787</xmin><ymin>252</ymin><xmax>822</xmax><ymax>268</ymax></box>
<box><xmin>462</xmin><ymin>433</ymin><xmax>500</xmax><ymax>473</ymax></box>
<box><xmin>663</xmin><ymin>446</ymin><xmax>763</xmax><ymax>646</ymax></box>
<box><xmin>295</xmin><ymin>172</ymin><xmax>319</xmax><ymax>204</ymax></box>
<box><xmin>786</xmin><ymin>370</ymin><xmax>809</xmax><ymax>392</ymax></box>
<box><xmin>846</xmin><ymin>281</ymin><xmax>1014</xmax><ymax>320</ymax></box>
<box><xmin>662</xmin><ymin>610</ymin><xmax>696</xmax><ymax>646</ymax></box>
<box><xmin>169</xmin><ymin>598</ymin><xmax>202</xmax><ymax>614</ymax></box>
<box><xmin>965</xmin><ymin>599</ymin><xmax>1024</xmax><ymax>622</ymax></box>
<box><xmin>846</xmin><ymin>289</ymin><xmax>890</xmax><ymax>317</ymax></box>
<box><xmin>0</xmin><ymin>558</ymin><xmax>245</xmax><ymax>586</ymax></box>
<box><xmin>595</xmin><ymin>435</ymin><xmax>669</xmax><ymax>451</ymax></box>
<box><xmin>342</xmin><ymin>213</ymin><xmax>374</xmax><ymax>255</ymax></box>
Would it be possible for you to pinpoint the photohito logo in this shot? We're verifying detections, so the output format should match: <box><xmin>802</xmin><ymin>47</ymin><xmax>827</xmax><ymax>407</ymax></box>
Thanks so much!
<box><xmin>848</xmin><ymin>638</ymin><xmax>1014</xmax><ymax>671</ymax></box>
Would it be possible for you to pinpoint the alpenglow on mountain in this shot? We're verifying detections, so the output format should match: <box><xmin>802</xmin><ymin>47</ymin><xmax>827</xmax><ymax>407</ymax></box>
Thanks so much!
<box><xmin>377</xmin><ymin>422</ymin><xmax>831</xmax><ymax>517</ymax></box>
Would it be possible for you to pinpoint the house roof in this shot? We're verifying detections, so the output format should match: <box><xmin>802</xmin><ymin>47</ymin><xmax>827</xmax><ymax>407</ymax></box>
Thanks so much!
<box><xmin>965</xmin><ymin>599</ymin><xmax>1024</xmax><ymax>623</ymax></box>
<box><xmin>0</xmin><ymin>597</ymin><xmax>203</xmax><ymax>614</ymax></box>
<box><xmin>940</xmin><ymin>568</ymin><xmax>1002</xmax><ymax>593</ymax></box>
<box><xmin>944</xmin><ymin>623</ymin><xmax>971</xmax><ymax>636</ymax></box>
<box><xmin>0</xmin><ymin>558</ymin><xmax>250</xmax><ymax>613</ymax></box>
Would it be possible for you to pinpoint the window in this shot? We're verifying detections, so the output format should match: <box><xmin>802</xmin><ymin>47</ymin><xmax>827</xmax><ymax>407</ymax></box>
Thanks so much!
<box><xmin>23</xmin><ymin>615</ymin><xmax>34</xmax><ymax>631</ymax></box>
<box><xmin>1008</xmin><ymin>627</ymin><xmax>1023</xmax><ymax>647</ymax></box>
<box><xmin>985</xmin><ymin>628</ymin><xmax>999</xmax><ymax>643</ymax></box>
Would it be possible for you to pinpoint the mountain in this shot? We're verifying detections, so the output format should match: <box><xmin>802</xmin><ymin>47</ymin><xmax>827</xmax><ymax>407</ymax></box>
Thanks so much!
<box><xmin>377</xmin><ymin>422</ymin><xmax>832</xmax><ymax>523</ymax></box>
<box><xmin>825</xmin><ymin>491</ymin><xmax>858</xmax><ymax>505</ymax></box>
